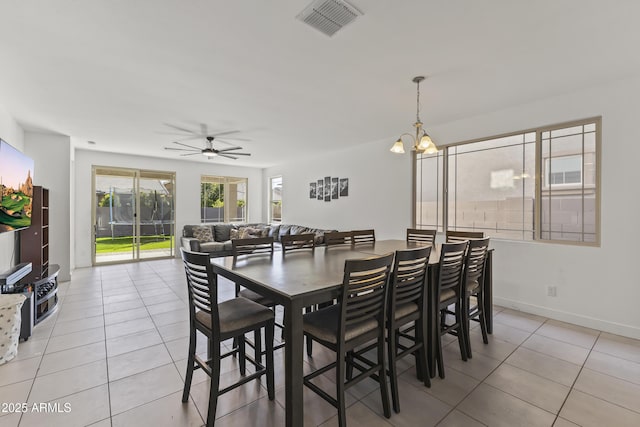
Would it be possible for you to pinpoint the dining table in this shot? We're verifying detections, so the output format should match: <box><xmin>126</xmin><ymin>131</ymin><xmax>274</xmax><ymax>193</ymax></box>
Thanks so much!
<box><xmin>211</xmin><ymin>239</ymin><xmax>493</xmax><ymax>427</ymax></box>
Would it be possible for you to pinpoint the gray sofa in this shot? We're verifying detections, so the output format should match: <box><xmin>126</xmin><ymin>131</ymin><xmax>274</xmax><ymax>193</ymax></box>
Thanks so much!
<box><xmin>181</xmin><ymin>223</ymin><xmax>337</xmax><ymax>257</ymax></box>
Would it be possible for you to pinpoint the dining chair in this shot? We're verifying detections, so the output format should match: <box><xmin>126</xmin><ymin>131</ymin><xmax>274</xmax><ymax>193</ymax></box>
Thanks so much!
<box><xmin>281</xmin><ymin>233</ymin><xmax>315</xmax><ymax>254</ymax></box>
<box><xmin>435</xmin><ymin>241</ymin><xmax>469</xmax><ymax>379</ymax></box>
<box><xmin>324</xmin><ymin>231</ymin><xmax>353</xmax><ymax>247</ymax></box>
<box><xmin>180</xmin><ymin>249</ymin><xmax>275</xmax><ymax>427</ymax></box>
<box><xmin>461</xmin><ymin>237</ymin><xmax>491</xmax><ymax>359</ymax></box>
<box><xmin>386</xmin><ymin>246</ymin><xmax>432</xmax><ymax>413</ymax></box>
<box><xmin>303</xmin><ymin>253</ymin><xmax>394</xmax><ymax>427</ymax></box>
<box><xmin>351</xmin><ymin>229</ymin><xmax>376</xmax><ymax>245</ymax></box>
<box><xmin>406</xmin><ymin>228</ymin><xmax>437</xmax><ymax>245</ymax></box>
<box><xmin>232</xmin><ymin>237</ymin><xmax>282</xmax><ymax>360</ymax></box>
<box><xmin>445</xmin><ymin>230</ymin><xmax>484</xmax><ymax>243</ymax></box>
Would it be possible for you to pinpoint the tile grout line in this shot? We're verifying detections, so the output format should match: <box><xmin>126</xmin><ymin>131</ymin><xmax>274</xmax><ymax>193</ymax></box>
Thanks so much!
<box><xmin>551</xmin><ymin>329</ymin><xmax>601</xmax><ymax>425</ymax></box>
<box><xmin>99</xmin><ymin>272</ymin><xmax>115</xmax><ymax>427</ymax></box>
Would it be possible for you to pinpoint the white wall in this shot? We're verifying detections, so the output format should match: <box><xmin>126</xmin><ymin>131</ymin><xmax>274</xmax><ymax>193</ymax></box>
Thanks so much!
<box><xmin>265</xmin><ymin>75</ymin><xmax>640</xmax><ymax>339</ymax></box>
<box><xmin>74</xmin><ymin>150</ymin><xmax>264</xmax><ymax>268</ymax></box>
<box><xmin>262</xmin><ymin>139</ymin><xmax>413</xmax><ymax>238</ymax></box>
<box><xmin>24</xmin><ymin>132</ymin><xmax>72</xmax><ymax>281</ymax></box>
<box><xmin>0</xmin><ymin>105</ymin><xmax>24</xmax><ymax>273</ymax></box>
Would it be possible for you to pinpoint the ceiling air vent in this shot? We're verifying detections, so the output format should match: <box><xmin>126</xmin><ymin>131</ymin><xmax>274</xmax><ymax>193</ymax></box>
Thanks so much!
<box><xmin>296</xmin><ymin>0</ymin><xmax>363</xmax><ymax>37</ymax></box>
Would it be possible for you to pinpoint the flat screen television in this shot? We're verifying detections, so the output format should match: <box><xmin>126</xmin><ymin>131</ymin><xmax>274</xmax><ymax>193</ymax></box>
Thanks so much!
<box><xmin>0</xmin><ymin>139</ymin><xmax>34</xmax><ymax>232</ymax></box>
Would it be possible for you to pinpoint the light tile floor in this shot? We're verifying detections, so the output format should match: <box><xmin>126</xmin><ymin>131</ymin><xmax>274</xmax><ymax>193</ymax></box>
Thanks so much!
<box><xmin>1</xmin><ymin>258</ymin><xmax>640</xmax><ymax>426</ymax></box>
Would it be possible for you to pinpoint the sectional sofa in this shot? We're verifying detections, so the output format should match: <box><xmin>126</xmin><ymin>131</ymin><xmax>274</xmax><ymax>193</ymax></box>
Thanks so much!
<box><xmin>181</xmin><ymin>223</ymin><xmax>337</xmax><ymax>257</ymax></box>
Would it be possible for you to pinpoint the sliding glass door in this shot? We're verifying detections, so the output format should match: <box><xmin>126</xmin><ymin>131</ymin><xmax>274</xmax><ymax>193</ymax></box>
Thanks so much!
<box><xmin>93</xmin><ymin>167</ymin><xmax>175</xmax><ymax>265</ymax></box>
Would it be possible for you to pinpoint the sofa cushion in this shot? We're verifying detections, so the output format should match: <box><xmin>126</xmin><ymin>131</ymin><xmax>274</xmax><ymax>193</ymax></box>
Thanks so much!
<box><xmin>268</xmin><ymin>224</ymin><xmax>281</xmax><ymax>240</ymax></box>
<box><xmin>278</xmin><ymin>224</ymin><xmax>292</xmax><ymax>239</ymax></box>
<box><xmin>214</xmin><ymin>224</ymin><xmax>235</xmax><ymax>242</ymax></box>
<box><xmin>199</xmin><ymin>241</ymin><xmax>232</xmax><ymax>253</ymax></box>
<box><xmin>192</xmin><ymin>225</ymin><xmax>214</xmax><ymax>243</ymax></box>
<box><xmin>289</xmin><ymin>225</ymin><xmax>310</xmax><ymax>235</ymax></box>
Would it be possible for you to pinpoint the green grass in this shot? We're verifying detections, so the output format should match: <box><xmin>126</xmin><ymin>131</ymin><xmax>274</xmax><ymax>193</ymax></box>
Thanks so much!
<box><xmin>96</xmin><ymin>235</ymin><xmax>174</xmax><ymax>253</ymax></box>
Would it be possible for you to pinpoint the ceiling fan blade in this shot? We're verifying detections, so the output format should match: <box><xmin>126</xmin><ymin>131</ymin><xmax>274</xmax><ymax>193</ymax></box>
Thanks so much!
<box><xmin>173</xmin><ymin>135</ymin><xmax>206</xmax><ymax>142</ymax></box>
<box><xmin>217</xmin><ymin>153</ymin><xmax>238</xmax><ymax>160</ymax></box>
<box><xmin>172</xmin><ymin>141</ymin><xmax>202</xmax><ymax>150</ymax></box>
<box><xmin>215</xmin><ymin>146</ymin><xmax>243</xmax><ymax>152</ymax></box>
<box><xmin>221</xmin><ymin>152</ymin><xmax>251</xmax><ymax>156</ymax></box>
<box><xmin>180</xmin><ymin>153</ymin><xmax>202</xmax><ymax>157</ymax></box>
<box><xmin>164</xmin><ymin>123</ymin><xmax>200</xmax><ymax>135</ymax></box>
<box><xmin>215</xmin><ymin>136</ymin><xmax>252</xmax><ymax>142</ymax></box>
<box><xmin>164</xmin><ymin>147</ymin><xmax>200</xmax><ymax>152</ymax></box>
<box><xmin>211</xmin><ymin>130</ymin><xmax>241</xmax><ymax>137</ymax></box>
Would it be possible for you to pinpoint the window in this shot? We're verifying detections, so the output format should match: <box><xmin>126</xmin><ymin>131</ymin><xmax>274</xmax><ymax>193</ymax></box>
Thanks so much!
<box><xmin>414</xmin><ymin>118</ymin><xmax>600</xmax><ymax>245</ymax></box>
<box><xmin>201</xmin><ymin>176</ymin><xmax>247</xmax><ymax>223</ymax></box>
<box><xmin>269</xmin><ymin>176</ymin><xmax>282</xmax><ymax>223</ymax></box>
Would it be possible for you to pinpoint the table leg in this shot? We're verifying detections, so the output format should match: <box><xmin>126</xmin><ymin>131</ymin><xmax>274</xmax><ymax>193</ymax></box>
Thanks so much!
<box><xmin>483</xmin><ymin>251</ymin><xmax>493</xmax><ymax>334</ymax></box>
<box><xmin>284</xmin><ymin>298</ymin><xmax>304</xmax><ymax>427</ymax></box>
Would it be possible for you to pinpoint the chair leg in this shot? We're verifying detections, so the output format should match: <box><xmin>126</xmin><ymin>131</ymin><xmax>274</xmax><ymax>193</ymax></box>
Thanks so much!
<box><xmin>461</xmin><ymin>295</ymin><xmax>472</xmax><ymax>359</ymax></box>
<box><xmin>306</xmin><ymin>333</ymin><xmax>313</xmax><ymax>357</ymax></box>
<box><xmin>264</xmin><ymin>321</ymin><xmax>275</xmax><ymax>400</ymax></box>
<box><xmin>377</xmin><ymin>331</ymin><xmax>391</xmax><ymax>419</ymax></box>
<box><xmin>182</xmin><ymin>326</ymin><xmax>197</xmax><ymax>403</ymax></box>
<box><xmin>436</xmin><ymin>308</ymin><xmax>445</xmax><ymax>379</ymax></box>
<box><xmin>336</xmin><ymin>348</ymin><xmax>347</xmax><ymax>427</ymax></box>
<box><xmin>455</xmin><ymin>302</ymin><xmax>468</xmax><ymax>362</ymax></box>
<box><xmin>388</xmin><ymin>325</ymin><xmax>400</xmax><ymax>413</ymax></box>
<box><xmin>206</xmin><ymin>342</ymin><xmax>221</xmax><ymax>427</ymax></box>
<box><xmin>477</xmin><ymin>292</ymin><xmax>489</xmax><ymax>345</ymax></box>
<box><xmin>238</xmin><ymin>334</ymin><xmax>246</xmax><ymax>375</ymax></box>
<box><xmin>416</xmin><ymin>318</ymin><xmax>431</xmax><ymax>388</ymax></box>
<box><xmin>254</xmin><ymin>329</ymin><xmax>262</xmax><ymax>365</ymax></box>
<box><xmin>346</xmin><ymin>351</ymin><xmax>355</xmax><ymax>381</ymax></box>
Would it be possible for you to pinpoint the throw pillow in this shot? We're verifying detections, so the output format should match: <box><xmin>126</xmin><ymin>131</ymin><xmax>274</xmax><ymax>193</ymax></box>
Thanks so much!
<box><xmin>192</xmin><ymin>226</ymin><xmax>214</xmax><ymax>243</ymax></box>
<box><xmin>230</xmin><ymin>229</ymin><xmax>240</xmax><ymax>239</ymax></box>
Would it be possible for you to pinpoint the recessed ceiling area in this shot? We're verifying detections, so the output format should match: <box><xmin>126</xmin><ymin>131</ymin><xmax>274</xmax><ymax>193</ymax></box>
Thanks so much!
<box><xmin>0</xmin><ymin>1</ymin><xmax>638</xmax><ymax>167</ymax></box>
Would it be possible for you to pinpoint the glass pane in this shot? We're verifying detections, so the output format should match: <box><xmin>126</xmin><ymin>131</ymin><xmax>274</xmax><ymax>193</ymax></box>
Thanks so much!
<box><xmin>540</xmin><ymin>122</ymin><xmax>597</xmax><ymax>242</ymax></box>
<box><xmin>94</xmin><ymin>170</ymin><xmax>136</xmax><ymax>264</ymax></box>
<box><xmin>448</xmin><ymin>135</ymin><xmax>534</xmax><ymax>240</ymax></box>
<box><xmin>201</xmin><ymin>182</ymin><xmax>224</xmax><ymax>223</ymax></box>
<box><xmin>270</xmin><ymin>176</ymin><xmax>282</xmax><ymax>222</ymax></box>
<box><xmin>138</xmin><ymin>171</ymin><xmax>175</xmax><ymax>259</ymax></box>
<box><xmin>416</xmin><ymin>152</ymin><xmax>443</xmax><ymax>231</ymax></box>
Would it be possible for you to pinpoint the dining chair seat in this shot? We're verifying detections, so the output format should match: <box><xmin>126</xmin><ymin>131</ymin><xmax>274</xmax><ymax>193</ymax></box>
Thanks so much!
<box><xmin>394</xmin><ymin>302</ymin><xmax>419</xmax><ymax>321</ymax></box>
<box><xmin>196</xmin><ymin>298</ymin><xmax>275</xmax><ymax>336</ymax></box>
<box><xmin>238</xmin><ymin>288</ymin><xmax>276</xmax><ymax>307</ymax></box>
<box><xmin>439</xmin><ymin>288</ymin><xmax>456</xmax><ymax>302</ymax></box>
<box><xmin>466</xmin><ymin>280</ymin><xmax>480</xmax><ymax>292</ymax></box>
<box><xmin>303</xmin><ymin>304</ymin><xmax>380</xmax><ymax>344</ymax></box>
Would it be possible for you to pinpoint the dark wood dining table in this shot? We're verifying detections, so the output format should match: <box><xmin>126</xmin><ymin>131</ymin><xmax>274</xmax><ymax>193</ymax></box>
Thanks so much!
<box><xmin>211</xmin><ymin>239</ymin><xmax>493</xmax><ymax>427</ymax></box>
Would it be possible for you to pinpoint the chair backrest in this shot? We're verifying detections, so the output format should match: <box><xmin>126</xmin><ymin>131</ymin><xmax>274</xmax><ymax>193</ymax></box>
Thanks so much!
<box><xmin>389</xmin><ymin>246</ymin><xmax>431</xmax><ymax>317</ymax></box>
<box><xmin>465</xmin><ymin>238</ymin><xmax>490</xmax><ymax>285</ymax></box>
<box><xmin>181</xmin><ymin>248</ymin><xmax>219</xmax><ymax>335</ymax></box>
<box><xmin>324</xmin><ymin>231</ymin><xmax>353</xmax><ymax>247</ymax></box>
<box><xmin>437</xmin><ymin>241</ymin><xmax>469</xmax><ymax>299</ymax></box>
<box><xmin>281</xmin><ymin>233</ymin><xmax>315</xmax><ymax>254</ymax></box>
<box><xmin>340</xmin><ymin>253</ymin><xmax>394</xmax><ymax>342</ymax></box>
<box><xmin>406</xmin><ymin>228</ymin><xmax>437</xmax><ymax>245</ymax></box>
<box><xmin>352</xmin><ymin>229</ymin><xmax>376</xmax><ymax>245</ymax></box>
<box><xmin>446</xmin><ymin>230</ymin><xmax>485</xmax><ymax>243</ymax></box>
<box><xmin>232</xmin><ymin>236</ymin><xmax>275</xmax><ymax>257</ymax></box>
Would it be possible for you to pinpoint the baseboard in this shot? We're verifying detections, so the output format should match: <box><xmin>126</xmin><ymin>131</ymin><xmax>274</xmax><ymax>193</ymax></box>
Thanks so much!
<box><xmin>494</xmin><ymin>297</ymin><xmax>640</xmax><ymax>340</ymax></box>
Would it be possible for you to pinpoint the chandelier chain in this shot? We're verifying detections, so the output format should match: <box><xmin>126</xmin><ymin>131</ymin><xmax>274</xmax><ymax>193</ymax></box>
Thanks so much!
<box><xmin>416</xmin><ymin>79</ymin><xmax>421</xmax><ymax>123</ymax></box>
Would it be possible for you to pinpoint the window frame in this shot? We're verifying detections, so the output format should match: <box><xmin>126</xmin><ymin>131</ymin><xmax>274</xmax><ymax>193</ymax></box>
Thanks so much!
<box><xmin>413</xmin><ymin>117</ymin><xmax>601</xmax><ymax>246</ymax></box>
<box><xmin>269</xmin><ymin>175</ymin><xmax>282</xmax><ymax>223</ymax></box>
<box><xmin>200</xmin><ymin>175</ymin><xmax>248</xmax><ymax>223</ymax></box>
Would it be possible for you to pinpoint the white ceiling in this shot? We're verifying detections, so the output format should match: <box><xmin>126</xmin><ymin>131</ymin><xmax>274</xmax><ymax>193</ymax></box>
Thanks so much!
<box><xmin>1</xmin><ymin>0</ymin><xmax>639</xmax><ymax>168</ymax></box>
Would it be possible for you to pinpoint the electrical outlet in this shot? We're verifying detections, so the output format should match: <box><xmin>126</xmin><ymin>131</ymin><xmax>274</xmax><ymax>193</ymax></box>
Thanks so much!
<box><xmin>547</xmin><ymin>286</ymin><xmax>557</xmax><ymax>297</ymax></box>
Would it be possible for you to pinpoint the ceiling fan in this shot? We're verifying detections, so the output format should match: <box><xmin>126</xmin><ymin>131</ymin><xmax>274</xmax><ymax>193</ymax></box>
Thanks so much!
<box><xmin>162</xmin><ymin>124</ymin><xmax>252</xmax><ymax>160</ymax></box>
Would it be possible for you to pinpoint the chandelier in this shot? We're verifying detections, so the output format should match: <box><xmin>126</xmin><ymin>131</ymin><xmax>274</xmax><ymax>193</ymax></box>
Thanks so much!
<box><xmin>390</xmin><ymin>76</ymin><xmax>438</xmax><ymax>154</ymax></box>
